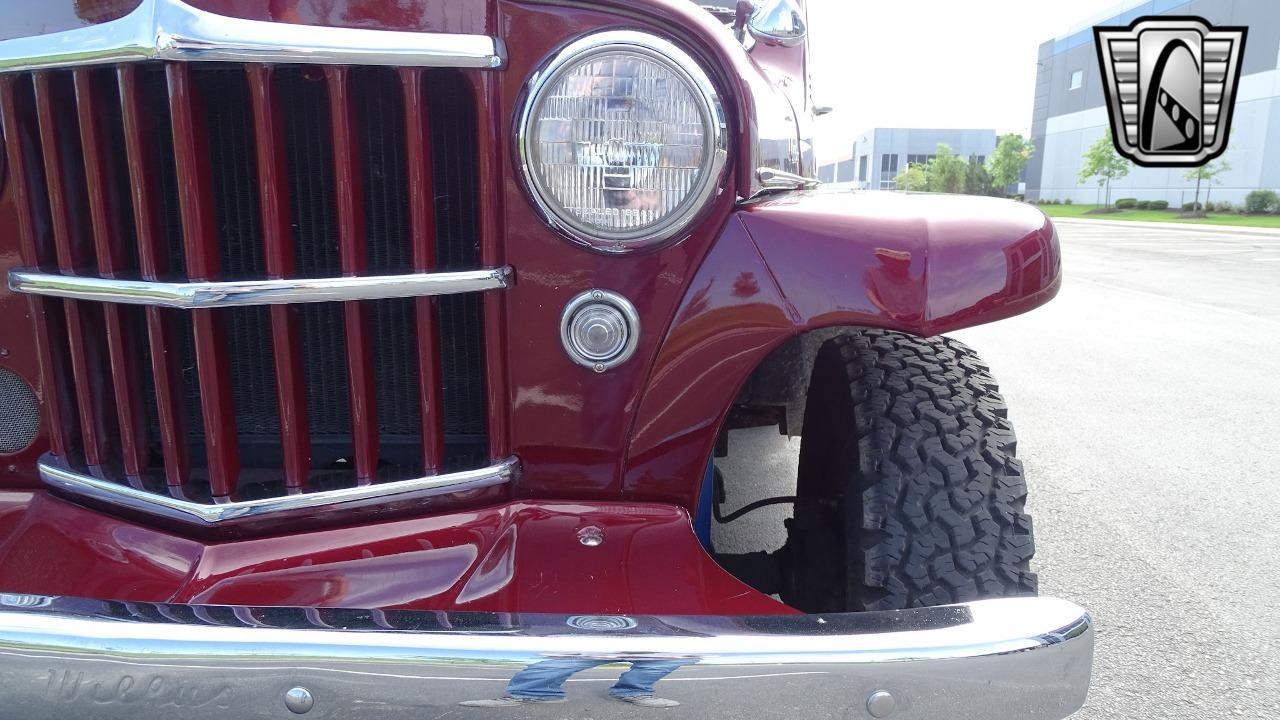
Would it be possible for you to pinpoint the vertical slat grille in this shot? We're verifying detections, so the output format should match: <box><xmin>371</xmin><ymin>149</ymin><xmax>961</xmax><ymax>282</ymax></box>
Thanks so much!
<box><xmin>5</xmin><ymin>60</ymin><xmax>494</xmax><ymax>507</ymax></box>
<box><xmin>118</xmin><ymin>65</ymin><xmax>190</xmax><ymax>487</ymax></box>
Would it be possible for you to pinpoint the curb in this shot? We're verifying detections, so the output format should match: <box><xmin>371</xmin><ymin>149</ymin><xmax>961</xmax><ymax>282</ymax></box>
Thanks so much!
<box><xmin>1050</xmin><ymin>217</ymin><xmax>1280</xmax><ymax>238</ymax></box>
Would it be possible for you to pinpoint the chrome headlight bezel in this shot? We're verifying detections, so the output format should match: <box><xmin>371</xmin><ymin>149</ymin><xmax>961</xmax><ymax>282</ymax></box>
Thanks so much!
<box><xmin>517</xmin><ymin>30</ymin><xmax>729</xmax><ymax>254</ymax></box>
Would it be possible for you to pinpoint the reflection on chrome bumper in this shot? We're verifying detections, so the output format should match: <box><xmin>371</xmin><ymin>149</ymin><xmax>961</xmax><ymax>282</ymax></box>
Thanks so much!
<box><xmin>0</xmin><ymin>594</ymin><xmax>1092</xmax><ymax>719</ymax></box>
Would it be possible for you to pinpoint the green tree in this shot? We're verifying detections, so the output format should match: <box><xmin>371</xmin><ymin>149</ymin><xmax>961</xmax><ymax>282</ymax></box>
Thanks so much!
<box><xmin>1183</xmin><ymin>159</ymin><xmax>1231</xmax><ymax>213</ymax></box>
<box><xmin>1078</xmin><ymin>131</ymin><xmax>1130</xmax><ymax>208</ymax></box>
<box><xmin>986</xmin><ymin>133</ymin><xmax>1034</xmax><ymax>194</ymax></box>
<box><xmin>965</xmin><ymin>155</ymin><xmax>995</xmax><ymax>196</ymax></box>
<box><xmin>924</xmin><ymin>143</ymin><xmax>968</xmax><ymax>194</ymax></box>
<box><xmin>893</xmin><ymin>163</ymin><xmax>927</xmax><ymax>191</ymax></box>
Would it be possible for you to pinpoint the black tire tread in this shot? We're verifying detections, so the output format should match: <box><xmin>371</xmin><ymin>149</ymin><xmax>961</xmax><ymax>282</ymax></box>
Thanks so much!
<box><xmin>805</xmin><ymin>329</ymin><xmax>1037</xmax><ymax>611</ymax></box>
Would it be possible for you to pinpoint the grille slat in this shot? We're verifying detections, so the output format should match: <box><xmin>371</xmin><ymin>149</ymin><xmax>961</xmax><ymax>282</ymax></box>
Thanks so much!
<box><xmin>200</xmin><ymin>67</ymin><xmax>286</xmax><ymax>480</ymax></box>
<box><xmin>6</xmin><ymin>59</ymin><xmax>493</xmax><ymax>511</ymax></box>
<box><xmin>275</xmin><ymin>65</ymin><xmax>358</xmax><ymax>481</ymax></box>
<box><xmin>118</xmin><ymin>65</ymin><xmax>192</xmax><ymax>487</ymax></box>
<box><xmin>167</xmin><ymin>63</ymin><xmax>240</xmax><ymax>497</ymax></box>
<box><xmin>325</xmin><ymin>66</ymin><xmax>381</xmax><ymax>485</ymax></box>
<box><xmin>72</xmin><ymin>68</ymin><xmax>149</xmax><ymax>479</ymax></box>
<box><xmin>247</xmin><ymin>64</ymin><xmax>311</xmax><ymax>490</ymax></box>
<box><xmin>355</xmin><ymin>67</ymin><xmax>429</xmax><ymax>479</ymax></box>
<box><xmin>400</xmin><ymin>67</ymin><xmax>445</xmax><ymax>473</ymax></box>
<box><xmin>34</xmin><ymin>71</ymin><xmax>119</xmax><ymax>473</ymax></box>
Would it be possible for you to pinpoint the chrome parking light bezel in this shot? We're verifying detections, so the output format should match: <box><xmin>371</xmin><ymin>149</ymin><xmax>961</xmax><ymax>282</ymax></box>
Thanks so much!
<box><xmin>559</xmin><ymin>289</ymin><xmax>641</xmax><ymax>371</ymax></box>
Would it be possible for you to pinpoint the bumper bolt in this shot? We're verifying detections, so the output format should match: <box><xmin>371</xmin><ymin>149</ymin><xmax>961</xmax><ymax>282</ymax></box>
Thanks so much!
<box><xmin>284</xmin><ymin>687</ymin><xmax>315</xmax><ymax>714</ymax></box>
<box><xmin>866</xmin><ymin>690</ymin><xmax>896</xmax><ymax>718</ymax></box>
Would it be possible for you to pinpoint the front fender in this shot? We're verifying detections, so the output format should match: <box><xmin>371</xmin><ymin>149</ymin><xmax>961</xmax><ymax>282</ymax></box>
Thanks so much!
<box><xmin>622</xmin><ymin>190</ymin><xmax>1060</xmax><ymax>506</ymax></box>
<box><xmin>741</xmin><ymin>190</ymin><xmax>1061</xmax><ymax>335</ymax></box>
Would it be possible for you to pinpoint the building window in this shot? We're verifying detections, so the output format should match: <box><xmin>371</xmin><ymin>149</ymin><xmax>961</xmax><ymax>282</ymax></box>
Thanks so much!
<box><xmin>974</xmin><ymin>155</ymin><xmax>985</xmax><ymax>165</ymax></box>
<box><xmin>858</xmin><ymin>155</ymin><xmax>868</xmax><ymax>182</ymax></box>
<box><xmin>879</xmin><ymin>155</ymin><xmax>899</xmax><ymax>189</ymax></box>
<box><xmin>880</xmin><ymin>154</ymin><xmax>899</xmax><ymax>176</ymax></box>
<box><xmin>907</xmin><ymin>154</ymin><xmax>935</xmax><ymax>167</ymax></box>
<box><xmin>1069</xmin><ymin>69</ymin><xmax>1083</xmax><ymax>90</ymax></box>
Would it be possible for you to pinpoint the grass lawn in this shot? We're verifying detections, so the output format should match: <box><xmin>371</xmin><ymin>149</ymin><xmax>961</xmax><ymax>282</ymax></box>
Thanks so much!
<box><xmin>1038</xmin><ymin>203</ymin><xmax>1280</xmax><ymax>228</ymax></box>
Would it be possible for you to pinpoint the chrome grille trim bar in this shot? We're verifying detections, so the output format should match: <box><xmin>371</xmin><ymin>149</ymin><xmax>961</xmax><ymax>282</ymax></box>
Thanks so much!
<box><xmin>38</xmin><ymin>455</ymin><xmax>520</xmax><ymax>529</ymax></box>
<box><xmin>8</xmin><ymin>267</ymin><xmax>511</xmax><ymax>309</ymax></box>
<box><xmin>0</xmin><ymin>0</ymin><xmax>505</xmax><ymax>73</ymax></box>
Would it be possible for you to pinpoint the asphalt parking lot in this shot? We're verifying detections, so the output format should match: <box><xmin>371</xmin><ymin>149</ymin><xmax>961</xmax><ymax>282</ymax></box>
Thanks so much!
<box><xmin>713</xmin><ymin>219</ymin><xmax>1280</xmax><ymax>720</ymax></box>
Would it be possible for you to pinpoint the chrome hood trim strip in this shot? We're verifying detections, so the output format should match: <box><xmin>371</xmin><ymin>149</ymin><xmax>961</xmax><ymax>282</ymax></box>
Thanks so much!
<box><xmin>0</xmin><ymin>0</ymin><xmax>505</xmax><ymax>73</ymax></box>
<box><xmin>0</xmin><ymin>594</ymin><xmax>1093</xmax><ymax>720</ymax></box>
<box><xmin>38</xmin><ymin>455</ymin><xmax>519</xmax><ymax>529</ymax></box>
<box><xmin>8</xmin><ymin>267</ymin><xmax>510</xmax><ymax>308</ymax></box>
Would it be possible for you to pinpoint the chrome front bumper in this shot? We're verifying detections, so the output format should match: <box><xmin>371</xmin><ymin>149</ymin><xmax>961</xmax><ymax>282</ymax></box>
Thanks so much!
<box><xmin>0</xmin><ymin>594</ymin><xmax>1092</xmax><ymax>719</ymax></box>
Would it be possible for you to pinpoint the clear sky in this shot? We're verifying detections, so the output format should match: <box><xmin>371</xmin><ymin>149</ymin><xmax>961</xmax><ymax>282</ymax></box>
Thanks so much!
<box><xmin>808</xmin><ymin>0</ymin><xmax>1135</xmax><ymax>163</ymax></box>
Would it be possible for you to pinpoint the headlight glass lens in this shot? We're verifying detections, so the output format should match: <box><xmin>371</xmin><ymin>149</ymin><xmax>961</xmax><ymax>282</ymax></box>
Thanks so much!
<box><xmin>522</xmin><ymin>35</ymin><xmax>725</xmax><ymax>250</ymax></box>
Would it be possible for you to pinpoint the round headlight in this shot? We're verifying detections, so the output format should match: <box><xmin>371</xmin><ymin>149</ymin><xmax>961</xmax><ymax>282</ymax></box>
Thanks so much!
<box><xmin>519</xmin><ymin>31</ymin><xmax>728</xmax><ymax>252</ymax></box>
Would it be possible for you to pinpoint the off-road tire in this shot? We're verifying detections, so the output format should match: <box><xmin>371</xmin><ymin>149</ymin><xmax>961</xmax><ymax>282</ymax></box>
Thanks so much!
<box><xmin>783</xmin><ymin>329</ymin><xmax>1037</xmax><ymax>612</ymax></box>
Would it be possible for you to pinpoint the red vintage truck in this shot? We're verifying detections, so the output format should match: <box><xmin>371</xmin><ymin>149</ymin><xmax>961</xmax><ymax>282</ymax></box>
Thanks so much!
<box><xmin>0</xmin><ymin>0</ymin><xmax>1091</xmax><ymax>717</ymax></box>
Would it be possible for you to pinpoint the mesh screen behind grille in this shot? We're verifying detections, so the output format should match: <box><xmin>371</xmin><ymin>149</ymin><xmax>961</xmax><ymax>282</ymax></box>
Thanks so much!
<box><xmin>0</xmin><ymin>369</ymin><xmax>40</xmax><ymax>454</ymax></box>
<box><xmin>355</xmin><ymin>67</ymin><xmax>412</xmax><ymax>276</ymax></box>
<box><xmin>201</xmin><ymin>67</ymin><xmax>266</xmax><ymax>281</ymax></box>
<box><xmin>278</xmin><ymin>66</ymin><xmax>341</xmax><ymax>278</ymax></box>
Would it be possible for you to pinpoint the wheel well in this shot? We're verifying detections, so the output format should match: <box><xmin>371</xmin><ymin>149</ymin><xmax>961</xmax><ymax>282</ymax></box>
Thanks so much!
<box><xmin>717</xmin><ymin>326</ymin><xmax>860</xmax><ymax>454</ymax></box>
<box><xmin>708</xmin><ymin>326</ymin><xmax>858</xmax><ymax>595</ymax></box>
<box><xmin>709</xmin><ymin>326</ymin><xmax>861</xmax><ymax>596</ymax></box>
